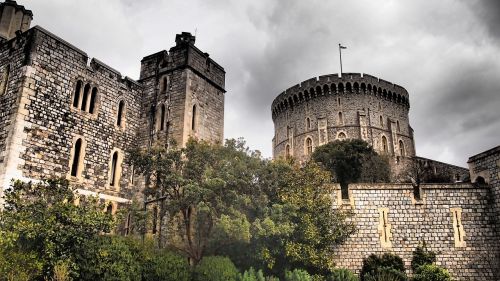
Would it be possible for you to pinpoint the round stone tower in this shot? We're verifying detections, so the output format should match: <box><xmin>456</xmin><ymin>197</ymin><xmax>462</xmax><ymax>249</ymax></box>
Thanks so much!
<box><xmin>271</xmin><ymin>73</ymin><xmax>415</xmax><ymax>162</ymax></box>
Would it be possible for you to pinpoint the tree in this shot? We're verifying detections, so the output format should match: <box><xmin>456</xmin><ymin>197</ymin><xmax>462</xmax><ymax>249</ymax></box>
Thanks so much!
<box><xmin>129</xmin><ymin>138</ymin><xmax>265</xmax><ymax>264</ymax></box>
<box><xmin>252</xmin><ymin>160</ymin><xmax>356</xmax><ymax>276</ymax></box>
<box><xmin>312</xmin><ymin>139</ymin><xmax>390</xmax><ymax>198</ymax></box>
<box><xmin>0</xmin><ymin>178</ymin><xmax>115</xmax><ymax>279</ymax></box>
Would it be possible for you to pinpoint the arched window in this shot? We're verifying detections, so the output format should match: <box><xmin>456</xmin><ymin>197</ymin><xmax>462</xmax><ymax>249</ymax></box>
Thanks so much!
<box><xmin>382</xmin><ymin>136</ymin><xmax>388</xmax><ymax>153</ymax></box>
<box><xmin>0</xmin><ymin>64</ymin><xmax>10</xmax><ymax>95</ymax></box>
<box><xmin>305</xmin><ymin>137</ymin><xmax>313</xmax><ymax>155</ymax></box>
<box><xmin>106</xmin><ymin>204</ymin><xmax>113</xmax><ymax>215</ymax></box>
<box><xmin>70</xmin><ymin>138</ymin><xmax>83</xmax><ymax>177</ymax></box>
<box><xmin>72</xmin><ymin>80</ymin><xmax>82</xmax><ymax>108</ymax></box>
<box><xmin>338</xmin><ymin>132</ymin><xmax>346</xmax><ymax>140</ymax></box>
<box><xmin>89</xmin><ymin>87</ymin><xmax>98</xmax><ymax>114</ymax></box>
<box><xmin>110</xmin><ymin>151</ymin><xmax>119</xmax><ymax>187</ymax></box>
<box><xmin>379</xmin><ymin>116</ymin><xmax>384</xmax><ymax>127</ymax></box>
<box><xmin>117</xmin><ymin>100</ymin><xmax>125</xmax><ymax>127</ymax></box>
<box><xmin>338</xmin><ymin>112</ymin><xmax>343</xmax><ymax>125</ymax></box>
<box><xmin>285</xmin><ymin>144</ymin><xmax>291</xmax><ymax>158</ymax></box>
<box><xmin>191</xmin><ymin>104</ymin><xmax>197</xmax><ymax>131</ymax></box>
<box><xmin>160</xmin><ymin>104</ymin><xmax>166</xmax><ymax>131</ymax></box>
<box><xmin>80</xmin><ymin>83</ymin><xmax>90</xmax><ymax>111</ymax></box>
<box><xmin>399</xmin><ymin>140</ymin><xmax>405</xmax><ymax>156</ymax></box>
<box><xmin>306</xmin><ymin>117</ymin><xmax>311</xmax><ymax>130</ymax></box>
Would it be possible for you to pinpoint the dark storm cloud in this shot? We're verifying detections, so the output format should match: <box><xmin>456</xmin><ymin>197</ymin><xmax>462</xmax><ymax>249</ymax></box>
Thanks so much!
<box><xmin>467</xmin><ymin>0</ymin><xmax>500</xmax><ymax>40</ymax></box>
<box><xmin>23</xmin><ymin>0</ymin><xmax>500</xmax><ymax>166</ymax></box>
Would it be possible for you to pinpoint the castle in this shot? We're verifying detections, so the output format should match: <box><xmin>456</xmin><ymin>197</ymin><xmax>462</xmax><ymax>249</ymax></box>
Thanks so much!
<box><xmin>0</xmin><ymin>1</ymin><xmax>225</xmax><ymax>210</ymax></box>
<box><xmin>0</xmin><ymin>1</ymin><xmax>499</xmax><ymax>280</ymax></box>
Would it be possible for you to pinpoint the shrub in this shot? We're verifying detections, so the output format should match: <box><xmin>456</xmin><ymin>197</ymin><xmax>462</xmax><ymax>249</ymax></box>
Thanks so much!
<box><xmin>360</xmin><ymin>253</ymin><xmax>406</xmax><ymax>281</ymax></box>
<box><xmin>53</xmin><ymin>260</ymin><xmax>72</xmax><ymax>281</ymax></box>
<box><xmin>411</xmin><ymin>243</ymin><xmax>436</xmax><ymax>271</ymax></box>
<box><xmin>327</xmin><ymin>268</ymin><xmax>359</xmax><ymax>281</ymax></box>
<box><xmin>142</xmin><ymin>250</ymin><xmax>191</xmax><ymax>281</ymax></box>
<box><xmin>364</xmin><ymin>269</ymin><xmax>406</xmax><ymax>281</ymax></box>
<box><xmin>412</xmin><ymin>265</ymin><xmax>451</xmax><ymax>281</ymax></box>
<box><xmin>77</xmin><ymin>236</ymin><xmax>142</xmax><ymax>281</ymax></box>
<box><xmin>285</xmin><ymin>269</ymin><xmax>312</xmax><ymax>281</ymax></box>
<box><xmin>237</xmin><ymin>267</ymin><xmax>266</xmax><ymax>281</ymax></box>
<box><xmin>194</xmin><ymin>256</ymin><xmax>239</xmax><ymax>281</ymax></box>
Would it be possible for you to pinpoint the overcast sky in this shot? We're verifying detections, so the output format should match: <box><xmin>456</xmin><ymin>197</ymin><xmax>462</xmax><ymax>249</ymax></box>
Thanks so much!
<box><xmin>24</xmin><ymin>0</ymin><xmax>500</xmax><ymax>167</ymax></box>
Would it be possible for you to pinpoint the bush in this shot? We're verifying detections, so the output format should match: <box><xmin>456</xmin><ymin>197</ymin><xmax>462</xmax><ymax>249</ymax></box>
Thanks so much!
<box><xmin>412</xmin><ymin>265</ymin><xmax>451</xmax><ymax>281</ymax></box>
<box><xmin>237</xmin><ymin>267</ymin><xmax>266</xmax><ymax>281</ymax></box>
<box><xmin>77</xmin><ymin>236</ymin><xmax>141</xmax><ymax>281</ymax></box>
<box><xmin>364</xmin><ymin>269</ymin><xmax>406</xmax><ymax>281</ymax></box>
<box><xmin>411</xmin><ymin>243</ymin><xmax>436</xmax><ymax>271</ymax></box>
<box><xmin>142</xmin><ymin>250</ymin><xmax>191</xmax><ymax>281</ymax></box>
<box><xmin>194</xmin><ymin>256</ymin><xmax>239</xmax><ymax>281</ymax></box>
<box><xmin>360</xmin><ymin>253</ymin><xmax>406</xmax><ymax>281</ymax></box>
<box><xmin>285</xmin><ymin>269</ymin><xmax>312</xmax><ymax>281</ymax></box>
<box><xmin>327</xmin><ymin>268</ymin><xmax>359</xmax><ymax>281</ymax></box>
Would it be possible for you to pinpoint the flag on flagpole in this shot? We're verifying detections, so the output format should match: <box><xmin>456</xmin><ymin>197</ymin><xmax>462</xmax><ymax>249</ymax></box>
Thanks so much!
<box><xmin>339</xmin><ymin>44</ymin><xmax>347</xmax><ymax>49</ymax></box>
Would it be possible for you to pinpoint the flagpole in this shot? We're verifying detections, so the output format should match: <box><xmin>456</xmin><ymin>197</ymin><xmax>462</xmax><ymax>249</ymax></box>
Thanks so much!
<box><xmin>339</xmin><ymin>44</ymin><xmax>343</xmax><ymax>77</ymax></box>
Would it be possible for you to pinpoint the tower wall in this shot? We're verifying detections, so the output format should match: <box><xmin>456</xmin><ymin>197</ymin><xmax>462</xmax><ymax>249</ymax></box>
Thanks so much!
<box><xmin>139</xmin><ymin>32</ymin><xmax>225</xmax><ymax>148</ymax></box>
<box><xmin>271</xmin><ymin>73</ymin><xmax>414</xmax><ymax>163</ymax></box>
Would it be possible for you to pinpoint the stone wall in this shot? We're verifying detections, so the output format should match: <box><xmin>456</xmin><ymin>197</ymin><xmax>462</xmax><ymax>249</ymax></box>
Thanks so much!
<box><xmin>332</xmin><ymin>183</ymin><xmax>499</xmax><ymax>281</ymax></box>
<box><xmin>138</xmin><ymin>32</ymin><xmax>225</xmax><ymax>148</ymax></box>
<box><xmin>271</xmin><ymin>73</ymin><xmax>414</xmax><ymax>162</ymax></box>
<box><xmin>0</xmin><ymin>26</ymin><xmax>144</xmax><ymax>202</ymax></box>
<box><xmin>0</xmin><ymin>25</ymin><xmax>33</xmax><ymax>197</ymax></box>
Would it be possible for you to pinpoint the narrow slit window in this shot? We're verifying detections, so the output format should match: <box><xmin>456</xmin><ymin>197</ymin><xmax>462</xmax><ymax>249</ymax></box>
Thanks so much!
<box><xmin>380</xmin><ymin>116</ymin><xmax>384</xmax><ymax>127</ymax></box>
<box><xmin>397</xmin><ymin>120</ymin><xmax>400</xmax><ymax>132</ymax></box>
<box><xmin>89</xmin><ymin>87</ymin><xmax>97</xmax><ymax>114</ymax></box>
<box><xmin>306</xmin><ymin>117</ymin><xmax>311</xmax><ymax>130</ymax></box>
<box><xmin>399</xmin><ymin>140</ymin><xmax>405</xmax><ymax>156</ymax></box>
<box><xmin>110</xmin><ymin>151</ymin><xmax>118</xmax><ymax>187</ymax></box>
<box><xmin>451</xmin><ymin>208</ymin><xmax>466</xmax><ymax>247</ymax></box>
<box><xmin>378</xmin><ymin>208</ymin><xmax>392</xmax><ymax>248</ymax></box>
<box><xmin>70</xmin><ymin>138</ymin><xmax>83</xmax><ymax>177</ymax></box>
<box><xmin>285</xmin><ymin>144</ymin><xmax>291</xmax><ymax>158</ymax></box>
<box><xmin>117</xmin><ymin>100</ymin><xmax>125</xmax><ymax>127</ymax></box>
<box><xmin>80</xmin><ymin>84</ymin><xmax>90</xmax><ymax>111</ymax></box>
<box><xmin>72</xmin><ymin>80</ymin><xmax>82</xmax><ymax>108</ymax></box>
<box><xmin>191</xmin><ymin>105</ymin><xmax>197</xmax><ymax>131</ymax></box>
<box><xmin>1</xmin><ymin>64</ymin><xmax>9</xmax><ymax>95</ymax></box>
<box><xmin>338</xmin><ymin>112</ymin><xmax>343</xmax><ymax>125</ymax></box>
<box><xmin>160</xmin><ymin>104</ymin><xmax>166</xmax><ymax>131</ymax></box>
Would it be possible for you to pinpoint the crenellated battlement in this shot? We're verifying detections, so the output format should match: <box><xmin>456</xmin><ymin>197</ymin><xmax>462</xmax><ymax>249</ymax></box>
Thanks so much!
<box><xmin>271</xmin><ymin>73</ymin><xmax>410</xmax><ymax>120</ymax></box>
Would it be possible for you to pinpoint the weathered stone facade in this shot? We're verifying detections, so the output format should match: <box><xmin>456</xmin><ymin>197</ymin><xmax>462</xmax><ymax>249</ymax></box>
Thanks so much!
<box><xmin>332</xmin><ymin>183</ymin><xmax>500</xmax><ymax>280</ymax></box>
<box><xmin>271</xmin><ymin>73</ymin><xmax>414</xmax><ymax>163</ymax></box>
<box><xmin>0</xmin><ymin>2</ymin><xmax>225</xmax><ymax>206</ymax></box>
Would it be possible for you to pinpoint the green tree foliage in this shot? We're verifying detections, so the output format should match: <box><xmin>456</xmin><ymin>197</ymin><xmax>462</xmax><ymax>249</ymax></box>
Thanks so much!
<box><xmin>130</xmin><ymin>138</ymin><xmax>356</xmax><ymax>275</ymax></box>
<box><xmin>311</xmin><ymin>140</ymin><xmax>390</xmax><ymax>197</ymax></box>
<box><xmin>360</xmin><ymin>253</ymin><xmax>407</xmax><ymax>281</ymax></box>
<box><xmin>411</xmin><ymin>242</ymin><xmax>436</xmax><ymax>271</ymax></box>
<box><xmin>0</xmin><ymin>179</ymin><xmax>114</xmax><ymax>280</ymax></box>
<box><xmin>412</xmin><ymin>265</ymin><xmax>451</xmax><ymax>281</ymax></box>
<box><xmin>193</xmin><ymin>256</ymin><xmax>239</xmax><ymax>281</ymax></box>
<box><xmin>327</xmin><ymin>268</ymin><xmax>359</xmax><ymax>281</ymax></box>
<box><xmin>77</xmin><ymin>236</ymin><xmax>142</xmax><ymax>281</ymax></box>
<box><xmin>285</xmin><ymin>269</ymin><xmax>312</xmax><ymax>281</ymax></box>
<box><xmin>142</xmin><ymin>249</ymin><xmax>191</xmax><ymax>281</ymax></box>
<box><xmin>130</xmin><ymin>139</ymin><xmax>263</xmax><ymax>264</ymax></box>
<box><xmin>252</xmin><ymin>161</ymin><xmax>356</xmax><ymax>275</ymax></box>
<box><xmin>238</xmin><ymin>267</ymin><xmax>266</xmax><ymax>281</ymax></box>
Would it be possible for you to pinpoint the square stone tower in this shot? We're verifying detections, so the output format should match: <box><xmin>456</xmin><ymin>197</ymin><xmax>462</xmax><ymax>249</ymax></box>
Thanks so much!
<box><xmin>139</xmin><ymin>32</ymin><xmax>226</xmax><ymax>148</ymax></box>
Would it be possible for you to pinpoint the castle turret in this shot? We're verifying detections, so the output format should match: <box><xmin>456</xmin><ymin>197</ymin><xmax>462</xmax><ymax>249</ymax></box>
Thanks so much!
<box><xmin>0</xmin><ymin>0</ymin><xmax>32</xmax><ymax>41</ymax></box>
